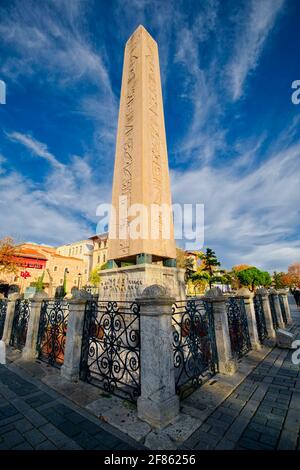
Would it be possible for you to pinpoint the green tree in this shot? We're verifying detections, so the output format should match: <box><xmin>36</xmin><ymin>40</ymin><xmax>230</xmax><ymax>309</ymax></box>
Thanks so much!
<box><xmin>198</xmin><ymin>248</ymin><xmax>221</xmax><ymax>288</ymax></box>
<box><xmin>34</xmin><ymin>270</ymin><xmax>45</xmax><ymax>292</ymax></box>
<box><xmin>237</xmin><ymin>267</ymin><xmax>271</xmax><ymax>291</ymax></box>
<box><xmin>90</xmin><ymin>263</ymin><xmax>107</xmax><ymax>286</ymax></box>
<box><xmin>272</xmin><ymin>271</ymin><xmax>285</xmax><ymax>289</ymax></box>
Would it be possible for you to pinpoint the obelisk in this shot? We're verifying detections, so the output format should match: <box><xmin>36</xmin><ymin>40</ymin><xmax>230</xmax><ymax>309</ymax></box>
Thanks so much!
<box><xmin>100</xmin><ymin>25</ymin><xmax>185</xmax><ymax>300</ymax></box>
<box><xmin>108</xmin><ymin>25</ymin><xmax>176</xmax><ymax>264</ymax></box>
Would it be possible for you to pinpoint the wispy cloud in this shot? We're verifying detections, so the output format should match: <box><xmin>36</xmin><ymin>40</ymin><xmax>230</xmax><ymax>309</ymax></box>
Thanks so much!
<box><xmin>7</xmin><ymin>132</ymin><xmax>64</xmax><ymax>169</ymax></box>
<box><xmin>172</xmin><ymin>133</ymin><xmax>300</xmax><ymax>271</ymax></box>
<box><xmin>226</xmin><ymin>0</ymin><xmax>285</xmax><ymax>101</ymax></box>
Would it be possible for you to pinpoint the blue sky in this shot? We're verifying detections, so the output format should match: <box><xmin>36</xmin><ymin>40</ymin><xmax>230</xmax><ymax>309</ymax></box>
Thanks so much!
<box><xmin>0</xmin><ymin>0</ymin><xmax>300</xmax><ymax>271</ymax></box>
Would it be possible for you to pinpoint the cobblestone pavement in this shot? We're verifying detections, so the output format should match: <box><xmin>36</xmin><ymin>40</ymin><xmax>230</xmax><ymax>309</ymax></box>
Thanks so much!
<box><xmin>0</xmin><ymin>364</ymin><xmax>144</xmax><ymax>450</ymax></box>
<box><xmin>181</xmin><ymin>299</ymin><xmax>300</xmax><ymax>450</ymax></box>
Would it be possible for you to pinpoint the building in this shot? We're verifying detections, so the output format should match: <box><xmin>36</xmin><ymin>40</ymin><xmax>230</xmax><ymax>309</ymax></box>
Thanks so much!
<box><xmin>0</xmin><ymin>243</ymin><xmax>85</xmax><ymax>297</ymax></box>
<box><xmin>56</xmin><ymin>239</ymin><xmax>93</xmax><ymax>284</ymax></box>
<box><xmin>89</xmin><ymin>233</ymin><xmax>109</xmax><ymax>270</ymax></box>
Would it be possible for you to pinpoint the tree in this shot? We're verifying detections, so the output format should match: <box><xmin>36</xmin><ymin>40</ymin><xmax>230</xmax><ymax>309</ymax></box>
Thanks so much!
<box><xmin>90</xmin><ymin>264</ymin><xmax>103</xmax><ymax>286</ymax></box>
<box><xmin>0</xmin><ymin>236</ymin><xmax>18</xmax><ymax>275</ymax></box>
<box><xmin>272</xmin><ymin>271</ymin><xmax>285</xmax><ymax>289</ymax></box>
<box><xmin>198</xmin><ymin>248</ymin><xmax>221</xmax><ymax>288</ymax></box>
<box><xmin>281</xmin><ymin>272</ymin><xmax>300</xmax><ymax>288</ymax></box>
<box><xmin>176</xmin><ymin>248</ymin><xmax>196</xmax><ymax>282</ymax></box>
<box><xmin>236</xmin><ymin>267</ymin><xmax>271</xmax><ymax>291</ymax></box>
<box><xmin>34</xmin><ymin>271</ymin><xmax>45</xmax><ymax>292</ymax></box>
<box><xmin>288</xmin><ymin>262</ymin><xmax>300</xmax><ymax>276</ymax></box>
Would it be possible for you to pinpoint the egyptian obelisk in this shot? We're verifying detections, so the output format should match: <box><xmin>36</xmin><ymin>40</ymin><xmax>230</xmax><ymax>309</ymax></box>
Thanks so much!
<box><xmin>100</xmin><ymin>25</ymin><xmax>185</xmax><ymax>300</ymax></box>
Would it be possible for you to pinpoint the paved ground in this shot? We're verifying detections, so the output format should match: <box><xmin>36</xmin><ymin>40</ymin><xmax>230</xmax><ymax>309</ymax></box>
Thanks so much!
<box><xmin>0</xmin><ymin>364</ymin><xmax>143</xmax><ymax>450</ymax></box>
<box><xmin>181</xmin><ymin>298</ymin><xmax>300</xmax><ymax>450</ymax></box>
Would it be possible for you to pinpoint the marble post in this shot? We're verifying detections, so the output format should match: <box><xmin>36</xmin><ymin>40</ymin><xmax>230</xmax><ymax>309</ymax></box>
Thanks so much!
<box><xmin>22</xmin><ymin>291</ymin><xmax>48</xmax><ymax>360</ymax></box>
<box><xmin>236</xmin><ymin>287</ymin><xmax>261</xmax><ymax>351</ymax></box>
<box><xmin>204</xmin><ymin>288</ymin><xmax>237</xmax><ymax>375</ymax></box>
<box><xmin>137</xmin><ymin>285</ymin><xmax>179</xmax><ymax>429</ymax></box>
<box><xmin>269</xmin><ymin>288</ymin><xmax>285</xmax><ymax>329</ymax></box>
<box><xmin>1</xmin><ymin>293</ymin><xmax>20</xmax><ymax>345</ymax></box>
<box><xmin>278</xmin><ymin>289</ymin><xmax>292</xmax><ymax>325</ymax></box>
<box><xmin>61</xmin><ymin>291</ymin><xmax>91</xmax><ymax>381</ymax></box>
<box><xmin>256</xmin><ymin>288</ymin><xmax>276</xmax><ymax>342</ymax></box>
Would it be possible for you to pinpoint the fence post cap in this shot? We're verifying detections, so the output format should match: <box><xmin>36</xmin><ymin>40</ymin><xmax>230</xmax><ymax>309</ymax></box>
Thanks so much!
<box><xmin>268</xmin><ymin>288</ymin><xmax>278</xmax><ymax>294</ymax></box>
<box><xmin>137</xmin><ymin>284</ymin><xmax>175</xmax><ymax>303</ymax></box>
<box><xmin>277</xmin><ymin>288</ymin><xmax>288</xmax><ymax>294</ymax></box>
<box><xmin>256</xmin><ymin>287</ymin><xmax>268</xmax><ymax>295</ymax></box>
<box><xmin>71</xmin><ymin>288</ymin><xmax>92</xmax><ymax>301</ymax></box>
<box><xmin>205</xmin><ymin>287</ymin><xmax>224</xmax><ymax>299</ymax></box>
<box><xmin>32</xmin><ymin>291</ymin><xmax>48</xmax><ymax>301</ymax></box>
<box><xmin>236</xmin><ymin>287</ymin><xmax>253</xmax><ymax>298</ymax></box>
<box><xmin>8</xmin><ymin>292</ymin><xmax>21</xmax><ymax>300</ymax></box>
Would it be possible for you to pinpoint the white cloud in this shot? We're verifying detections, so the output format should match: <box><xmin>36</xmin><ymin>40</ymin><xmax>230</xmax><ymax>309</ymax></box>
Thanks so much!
<box><xmin>171</xmin><ymin>137</ymin><xmax>300</xmax><ymax>271</ymax></box>
<box><xmin>1</xmin><ymin>132</ymin><xmax>111</xmax><ymax>244</ymax></box>
<box><xmin>226</xmin><ymin>0</ymin><xmax>285</xmax><ymax>101</ymax></box>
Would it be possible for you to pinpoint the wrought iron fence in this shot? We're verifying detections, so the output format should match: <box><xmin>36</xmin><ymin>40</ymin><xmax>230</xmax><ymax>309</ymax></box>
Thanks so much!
<box><xmin>253</xmin><ymin>294</ymin><xmax>268</xmax><ymax>343</ymax></box>
<box><xmin>10</xmin><ymin>299</ymin><xmax>31</xmax><ymax>349</ymax></box>
<box><xmin>36</xmin><ymin>300</ymin><xmax>69</xmax><ymax>367</ymax></box>
<box><xmin>0</xmin><ymin>299</ymin><xmax>7</xmax><ymax>340</ymax></box>
<box><xmin>172</xmin><ymin>299</ymin><xmax>218</xmax><ymax>399</ymax></box>
<box><xmin>269</xmin><ymin>294</ymin><xmax>279</xmax><ymax>329</ymax></box>
<box><xmin>226</xmin><ymin>297</ymin><xmax>252</xmax><ymax>358</ymax></box>
<box><xmin>80</xmin><ymin>300</ymin><xmax>141</xmax><ymax>401</ymax></box>
<box><xmin>278</xmin><ymin>294</ymin><xmax>288</xmax><ymax>325</ymax></box>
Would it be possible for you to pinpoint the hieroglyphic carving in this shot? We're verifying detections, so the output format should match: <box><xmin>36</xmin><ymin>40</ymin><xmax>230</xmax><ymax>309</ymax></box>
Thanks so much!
<box><xmin>119</xmin><ymin>33</ymin><xmax>139</xmax><ymax>255</ymax></box>
<box><xmin>146</xmin><ymin>41</ymin><xmax>162</xmax><ymax>237</ymax></box>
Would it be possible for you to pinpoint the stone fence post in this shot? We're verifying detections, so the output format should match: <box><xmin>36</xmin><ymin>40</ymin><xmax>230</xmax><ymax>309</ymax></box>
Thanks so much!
<box><xmin>61</xmin><ymin>291</ymin><xmax>91</xmax><ymax>381</ymax></box>
<box><xmin>137</xmin><ymin>285</ymin><xmax>179</xmax><ymax>429</ymax></box>
<box><xmin>278</xmin><ymin>289</ymin><xmax>293</xmax><ymax>325</ymax></box>
<box><xmin>256</xmin><ymin>288</ymin><xmax>276</xmax><ymax>341</ymax></box>
<box><xmin>269</xmin><ymin>288</ymin><xmax>285</xmax><ymax>329</ymax></box>
<box><xmin>22</xmin><ymin>291</ymin><xmax>48</xmax><ymax>360</ymax></box>
<box><xmin>1</xmin><ymin>293</ymin><xmax>20</xmax><ymax>345</ymax></box>
<box><xmin>204</xmin><ymin>288</ymin><xmax>237</xmax><ymax>375</ymax></box>
<box><xmin>236</xmin><ymin>288</ymin><xmax>261</xmax><ymax>351</ymax></box>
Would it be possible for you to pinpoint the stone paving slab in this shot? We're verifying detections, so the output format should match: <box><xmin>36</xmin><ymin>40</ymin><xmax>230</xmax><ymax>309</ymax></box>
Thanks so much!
<box><xmin>0</xmin><ymin>364</ymin><xmax>144</xmax><ymax>450</ymax></box>
<box><xmin>181</xmin><ymin>297</ymin><xmax>300</xmax><ymax>450</ymax></box>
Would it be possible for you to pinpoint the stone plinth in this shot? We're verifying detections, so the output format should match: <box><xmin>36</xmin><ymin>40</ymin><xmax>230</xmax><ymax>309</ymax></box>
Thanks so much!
<box><xmin>236</xmin><ymin>288</ymin><xmax>261</xmax><ymax>351</ymax></box>
<box><xmin>98</xmin><ymin>263</ymin><xmax>186</xmax><ymax>301</ymax></box>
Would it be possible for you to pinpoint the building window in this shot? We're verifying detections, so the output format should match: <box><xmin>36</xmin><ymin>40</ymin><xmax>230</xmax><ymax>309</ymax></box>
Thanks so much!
<box><xmin>98</xmin><ymin>255</ymin><xmax>100</xmax><ymax>263</ymax></box>
<box><xmin>54</xmin><ymin>266</ymin><xmax>58</xmax><ymax>272</ymax></box>
<box><xmin>103</xmin><ymin>254</ymin><xmax>106</xmax><ymax>262</ymax></box>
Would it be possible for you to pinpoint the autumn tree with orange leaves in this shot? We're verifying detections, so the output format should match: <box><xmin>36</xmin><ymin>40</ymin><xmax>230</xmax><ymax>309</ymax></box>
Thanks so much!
<box><xmin>0</xmin><ymin>237</ymin><xmax>18</xmax><ymax>275</ymax></box>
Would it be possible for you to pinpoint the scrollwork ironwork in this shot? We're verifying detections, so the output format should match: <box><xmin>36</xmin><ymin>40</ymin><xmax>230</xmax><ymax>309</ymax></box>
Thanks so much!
<box><xmin>253</xmin><ymin>294</ymin><xmax>268</xmax><ymax>343</ymax></box>
<box><xmin>80</xmin><ymin>300</ymin><xmax>140</xmax><ymax>402</ymax></box>
<box><xmin>10</xmin><ymin>299</ymin><xmax>30</xmax><ymax>349</ymax></box>
<box><xmin>36</xmin><ymin>300</ymin><xmax>69</xmax><ymax>367</ymax></box>
<box><xmin>0</xmin><ymin>299</ymin><xmax>7</xmax><ymax>340</ymax></box>
<box><xmin>278</xmin><ymin>294</ymin><xmax>287</xmax><ymax>325</ymax></box>
<box><xmin>226</xmin><ymin>297</ymin><xmax>252</xmax><ymax>358</ymax></box>
<box><xmin>172</xmin><ymin>299</ymin><xmax>218</xmax><ymax>399</ymax></box>
<box><xmin>269</xmin><ymin>294</ymin><xmax>279</xmax><ymax>329</ymax></box>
